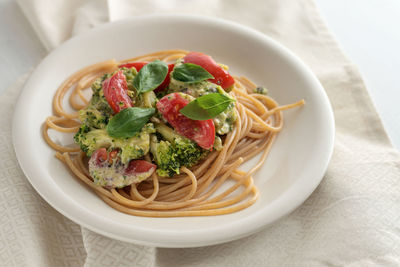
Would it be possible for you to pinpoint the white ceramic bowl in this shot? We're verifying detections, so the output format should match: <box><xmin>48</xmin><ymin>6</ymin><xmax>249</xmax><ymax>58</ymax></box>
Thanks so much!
<box><xmin>13</xmin><ymin>14</ymin><xmax>334</xmax><ymax>247</ymax></box>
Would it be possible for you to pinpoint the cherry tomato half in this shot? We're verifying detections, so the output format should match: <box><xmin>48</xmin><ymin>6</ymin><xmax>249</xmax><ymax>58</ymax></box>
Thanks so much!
<box><xmin>125</xmin><ymin>160</ymin><xmax>156</xmax><ymax>176</ymax></box>
<box><xmin>118</xmin><ymin>62</ymin><xmax>174</xmax><ymax>93</ymax></box>
<box><xmin>118</xmin><ymin>62</ymin><xmax>147</xmax><ymax>70</ymax></box>
<box><xmin>102</xmin><ymin>70</ymin><xmax>132</xmax><ymax>113</ymax></box>
<box><xmin>154</xmin><ymin>63</ymin><xmax>174</xmax><ymax>93</ymax></box>
<box><xmin>157</xmin><ymin>93</ymin><xmax>215</xmax><ymax>150</ymax></box>
<box><xmin>91</xmin><ymin>148</ymin><xmax>108</xmax><ymax>164</ymax></box>
<box><xmin>183</xmin><ymin>52</ymin><xmax>235</xmax><ymax>90</ymax></box>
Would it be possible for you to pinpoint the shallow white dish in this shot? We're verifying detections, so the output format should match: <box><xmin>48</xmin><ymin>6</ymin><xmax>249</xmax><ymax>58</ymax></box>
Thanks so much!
<box><xmin>12</xmin><ymin>14</ymin><xmax>334</xmax><ymax>248</ymax></box>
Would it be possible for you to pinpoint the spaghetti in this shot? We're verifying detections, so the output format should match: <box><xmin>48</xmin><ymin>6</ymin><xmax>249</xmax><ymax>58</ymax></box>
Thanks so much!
<box><xmin>43</xmin><ymin>50</ymin><xmax>304</xmax><ymax>217</ymax></box>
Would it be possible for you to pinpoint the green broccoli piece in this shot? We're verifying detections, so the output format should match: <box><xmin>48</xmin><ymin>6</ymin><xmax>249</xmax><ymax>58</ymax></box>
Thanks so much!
<box><xmin>174</xmin><ymin>136</ymin><xmax>206</xmax><ymax>168</ymax></box>
<box><xmin>254</xmin><ymin>86</ymin><xmax>268</xmax><ymax>95</ymax></box>
<box><xmin>73</xmin><ymin>124</ymin><xmax>91</xmax><ymax>153</ymax></box>
<box><xmin>74</xmin><ymin>123</ymin><xmax>155</xmax><ymax>164</ymax></box>
<box><xmin>78</xmin><ymin>76</ymin><xmax>113</xmax><ymax>129</ymax></box>
<box><xmin>150</xmin><ymin>123</ymin><xmax>207</xmax><ymax>177</ymax></box>
<box><xmin>150</xmin><ymin>136</ymin><xmax>180</xmax><ymax>177</ymax></box>
<box><xmin>78</xmin><ymin>106</ymin><xmax>109</xmax><ymax>129</ymax></box>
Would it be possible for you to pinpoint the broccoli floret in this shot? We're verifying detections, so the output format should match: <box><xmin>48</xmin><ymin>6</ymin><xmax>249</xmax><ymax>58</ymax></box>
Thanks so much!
<box><xmin>74</xmin><ymin>123</ymin><xmax>155</xmax><ymax>164</ymax></box>
<box><xmin>254</xmin><ymin>86</ymin><xmax>268</xmax><ymax>95</ymax></box>
<box><xmin>79</xmin><ymin>106</ymin><xmax>109</xmax><ymax>129</ymax></box>
<box><xmin>150</xmin><ymin>123</ymin><xmax>207</xmax><ymax>177</ymax></box>
<box><xmin>74</xmin><ymin>124</ymin><xmax>91</xmax><ymax>153</ymax></box>
<box><xmin>150</xmin><ymin>136</ymin><xmax>180</xmax><ymax>177</ymax></box>
<box><xmin>174</xmin><ymin>136</ymin><xmax>206</xmax><ymax>168</ymax></box>
<box><xmin>78</xmin><ymin>76</ymin><xmax>113</xmax><ymax>129</ymax></box>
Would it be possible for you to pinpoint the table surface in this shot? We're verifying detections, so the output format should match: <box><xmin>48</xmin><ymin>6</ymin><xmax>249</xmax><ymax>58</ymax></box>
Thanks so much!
<box><xmin>1</xmin><ymin>0</ymin><xmax>399</xmax><ymax>150</ymax></box>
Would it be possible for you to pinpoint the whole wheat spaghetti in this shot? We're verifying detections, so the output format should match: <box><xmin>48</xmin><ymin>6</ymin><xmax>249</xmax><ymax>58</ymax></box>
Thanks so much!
<box><xmin>43</xmin><ymin>50</ymin><xmax>304</xmax><ymax>217</ymax></box>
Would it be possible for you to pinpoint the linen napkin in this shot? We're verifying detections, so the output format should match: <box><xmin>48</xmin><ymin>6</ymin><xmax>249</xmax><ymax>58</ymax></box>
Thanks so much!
<box><xmin>2</xmin><ymin>0</ymin><xmax>399</xmax><ymax>266</ymax></box>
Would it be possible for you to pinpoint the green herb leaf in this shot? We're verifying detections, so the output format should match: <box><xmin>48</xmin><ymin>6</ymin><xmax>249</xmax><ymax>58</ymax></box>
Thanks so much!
<box><xmin>172</xmin><ymin>63</ymin><xmax>214</xmax><ymax>83</ymax></box>
<box><xmin>106</xmin><ymin>107</ymin><xmax>155</xmax><ymax>138</ymax></box>
<box><xmin>179</xmin><ymin>93</ymin><xmax>234</xmax><ymax>120</ymax></box>
<box><xmin>133</xmin><ymin>60</ymin><xmax>168</xmax><ymax>93</ymax></box>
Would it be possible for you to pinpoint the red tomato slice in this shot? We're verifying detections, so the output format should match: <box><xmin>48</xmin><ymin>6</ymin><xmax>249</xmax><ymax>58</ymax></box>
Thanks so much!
<box><xmin>118</xmin><ymin>62</ymin><xmax>147</xmax><ymax>71</ymax></box>
<box><xmin>183</xmin><ymin>52</ymin><xmax>235</xmax><ymax>90</ymax></box>
<box><xmin>157</xmin><ymin>93</ymin><xmax>215</xmax><ymax>150</ymax></box>
<box><xmin>125</xmin><ymin>160</ymin><xmax>156</xmax><ymax>175</ymax></box>
<box><xmin>154</xmin><ymin>63</ymin><xmax>174</xmax><ymax>93</ymax></box>
<box><xmin>118</xmin><ymin>62</ymin><xmax>174</xmax><ymax>93</ymax></box>
<box><xmin>102</xmin><ymin>70</ymin><xmax>132</xmax><ymax>113</ymax></box>
<box><xmin>91</xmin><ymin>148</ymin><xmax>108</xmax><ymax>165</ymax></box>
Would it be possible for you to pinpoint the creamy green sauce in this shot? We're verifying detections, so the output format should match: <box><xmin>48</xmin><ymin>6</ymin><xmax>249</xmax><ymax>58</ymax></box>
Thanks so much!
<box><xmin>213</xmin><ymin>136</ymin><xmax>223</xmax><ymax>151</ymax></box>
<box><xmin>89</xmin><ymin>162</ymin><xmax>153</xmax><ymax>188</ymax></box>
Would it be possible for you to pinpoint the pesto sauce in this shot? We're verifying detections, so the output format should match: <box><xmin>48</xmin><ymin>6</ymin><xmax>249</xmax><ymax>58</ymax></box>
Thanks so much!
<box><xmin>89</xmin><ymin>161</ymin><xmax>153</xmax><ymax>188</ymax></box>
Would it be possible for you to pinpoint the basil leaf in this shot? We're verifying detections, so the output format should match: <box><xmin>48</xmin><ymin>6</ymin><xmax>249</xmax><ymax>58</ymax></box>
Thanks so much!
<box><xmin>179</xmin><ymin>93</ymin><xmax>234</xmax><ymax>120</ymax></box>
<box><xmin>172</xmin><ymin>63</ymin><xmax>214</xmax><ymax>83</ymax></box>
<box><xmin>107</xmin><ymin>107</ymin><xmax>155</xmax><ymax>138</ymax></box>
<box><xmin>133</xmin><ymin>60</ymin><xmax>168</xmax><ymax>93</ymax></box>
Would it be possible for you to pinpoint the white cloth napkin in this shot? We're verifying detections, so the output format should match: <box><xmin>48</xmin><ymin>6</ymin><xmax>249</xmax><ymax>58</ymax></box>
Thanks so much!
<box><xmin>3</xmin><ymin>0</ymin><xmax>399</xmax><ymax>266</ymax></box>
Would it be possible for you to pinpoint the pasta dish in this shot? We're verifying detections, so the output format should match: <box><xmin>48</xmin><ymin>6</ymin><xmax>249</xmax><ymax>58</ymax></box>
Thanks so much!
<box><xmin>43</xmin><ymin>50</ymin><xmax>304</xmax><ymax>217</ymax></box>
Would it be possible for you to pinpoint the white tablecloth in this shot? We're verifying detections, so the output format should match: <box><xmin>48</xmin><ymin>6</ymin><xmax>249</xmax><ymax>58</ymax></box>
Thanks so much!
<box><xmin>1</xmin><ymin>0</ymin><xmax>399</xmax><ymax>266</ymax></box>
